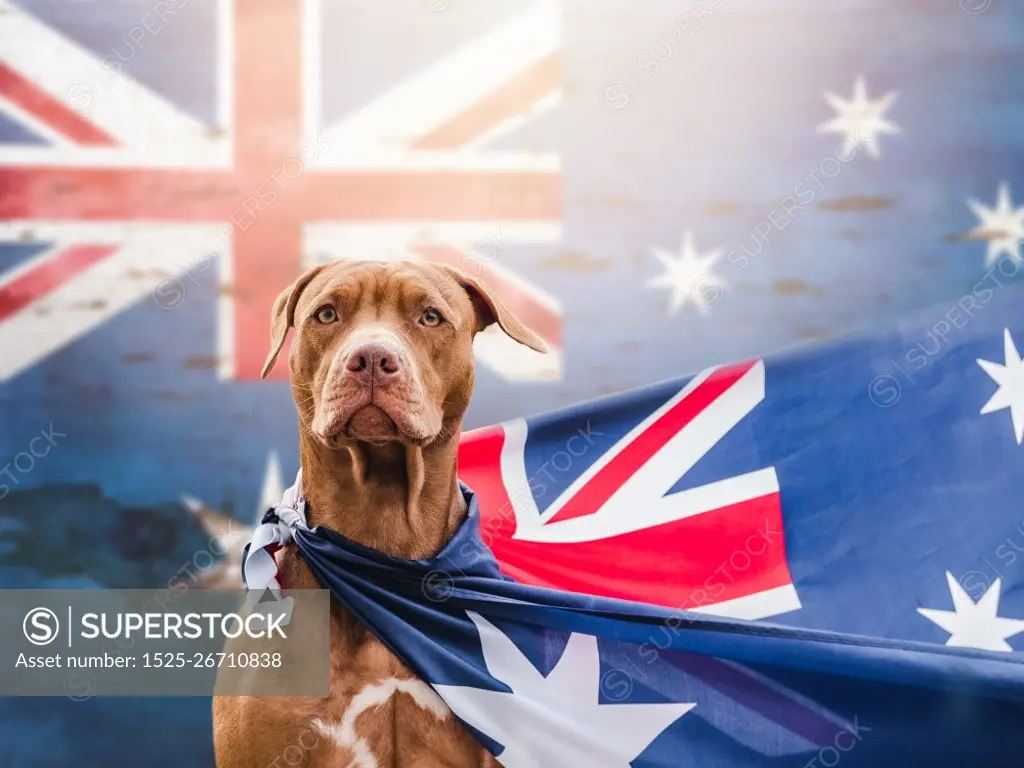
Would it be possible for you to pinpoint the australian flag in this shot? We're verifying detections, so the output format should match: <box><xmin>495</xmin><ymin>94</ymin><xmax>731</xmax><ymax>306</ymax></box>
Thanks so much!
<box><xmin>246</xmin><ymin>282</ymin><xmax>1024</xmax><ymax>767</ymax></box>
<box><xmin>4</xmin><ymin>0</ymin><xmax>1024</xmax><ymax>766</ymax></box>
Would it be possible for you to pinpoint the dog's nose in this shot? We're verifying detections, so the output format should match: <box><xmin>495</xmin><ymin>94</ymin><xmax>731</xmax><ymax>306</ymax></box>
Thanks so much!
<box><xmin>344</xmin><ymin>340</ymin><xmax>403</xmax><ymax>382</ymax></box>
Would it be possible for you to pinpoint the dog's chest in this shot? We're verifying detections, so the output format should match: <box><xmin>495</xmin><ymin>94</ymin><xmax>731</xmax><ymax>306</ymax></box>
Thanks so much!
<box><xmin>274</xmin><ymin>548</ymin><xmax>494</xmax><ymax>766</ymax></box>
<box><xmin>313</xmin><ymin>611</ymin><xmax>490</xmax><ymax>767</ymax></box>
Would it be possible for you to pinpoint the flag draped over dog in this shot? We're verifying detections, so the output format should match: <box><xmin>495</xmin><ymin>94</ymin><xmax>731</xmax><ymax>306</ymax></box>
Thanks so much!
<box><xmin>245</xmin><ymin>283</ymin><xmax>1024</xmax><ymax>766</ymax></box>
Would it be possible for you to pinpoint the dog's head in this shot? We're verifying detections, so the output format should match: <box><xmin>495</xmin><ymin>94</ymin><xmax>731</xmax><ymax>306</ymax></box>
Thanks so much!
<box><xmin>261</xmin><ymin>260</ymin><xmax>547</xmax><ymax>447</ymax></box>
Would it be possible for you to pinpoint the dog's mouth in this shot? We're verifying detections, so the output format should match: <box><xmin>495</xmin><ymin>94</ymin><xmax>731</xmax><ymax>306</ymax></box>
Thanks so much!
<box><xmin>343</xmin><ymin>404</ymin><xmax>398</xmax><ymax>442</ymax></box>
<box><xmin>313</xmin><ymin>387</ymin><xmax>443</xmax><ymax>447</ymax></box>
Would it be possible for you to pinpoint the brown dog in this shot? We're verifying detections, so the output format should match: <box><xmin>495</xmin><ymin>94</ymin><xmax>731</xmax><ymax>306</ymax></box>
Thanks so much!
<box><xmin>212</xmin><ymin>259</ymin><xmax>546</xmax><ymax>767</ymax></box>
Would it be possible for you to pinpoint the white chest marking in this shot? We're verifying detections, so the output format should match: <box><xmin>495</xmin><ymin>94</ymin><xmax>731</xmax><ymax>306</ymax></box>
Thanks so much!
<box><xmin>312</xmin><ymin>677</ymin><xmax>451</xmax><ymax>768</ymax></box>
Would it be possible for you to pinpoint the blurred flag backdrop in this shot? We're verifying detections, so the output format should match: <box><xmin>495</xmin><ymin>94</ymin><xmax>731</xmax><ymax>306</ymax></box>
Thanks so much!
<box><xmin>1</xmin><ymin>0</ymin><xmax>1023</xmax><ymax>765</ymax></box>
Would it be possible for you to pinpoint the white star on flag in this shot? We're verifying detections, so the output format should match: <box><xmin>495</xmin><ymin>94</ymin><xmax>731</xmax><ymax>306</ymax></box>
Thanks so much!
<box><xmin>647</xmin><ymin>231</ymin><xmax>726</xmax><ymax>316</ymax></box>
<box><xmin>967</xmin><ymin>183</ymin><xmax>1024</xmax><ymax>266</ymax></box>
<box><xmin>818</xmin><ymin>76</ymin><xmax>899</xmax><ymax>159</ymax></box>
<box><xmin>918</xmin><ymin>572</ymin><xmax>1024</xmax><ymax>652</ymax></box>
<box><xmin>180</xmin><ymin>449</ymin><xmax>282</xmax><ymax>588</ymax></box>
<box><xmin>434</xmin><ymin>612</ymin><xmax>693</xmax><ymax>767</ymax></box>
<box><xmin>977</xmin><ymin>329</ymin><xmax>1024</xmax><ymax>445</ymax></box>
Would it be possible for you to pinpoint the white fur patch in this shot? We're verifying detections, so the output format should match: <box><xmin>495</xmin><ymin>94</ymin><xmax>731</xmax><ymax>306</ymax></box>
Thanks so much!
<box><xmin>342</xmin><ymin>325</ymin><xmax>406</xmax><ymax>348</ymax></box>
<box><xmin>312</xmin><ymin>677</ymin><xmax>450</xmax><ymax>767</ymax></box>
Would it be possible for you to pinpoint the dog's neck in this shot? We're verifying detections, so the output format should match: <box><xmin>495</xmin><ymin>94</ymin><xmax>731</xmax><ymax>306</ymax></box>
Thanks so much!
<box><xmin>297</xmin><ymin>431</ymin><xmax>467</xmax><ymax>560</ymax></box>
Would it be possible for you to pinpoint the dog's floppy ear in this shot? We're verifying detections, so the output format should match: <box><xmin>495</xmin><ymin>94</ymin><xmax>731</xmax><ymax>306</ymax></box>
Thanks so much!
<box><xmin>260</xmin><ymin>265</ymin><xmax>328</xmax><ymax>379</ymax></box>
<box><xmin>441</xmin><ymin>265</ymin><xmax>548</xmax><ymax>353</ymax></box>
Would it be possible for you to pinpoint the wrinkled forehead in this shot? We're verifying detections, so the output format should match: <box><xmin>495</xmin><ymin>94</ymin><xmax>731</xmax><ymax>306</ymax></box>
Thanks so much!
<box><xmin>296</xmin><ymin>260</ymin><xmax>470</xmax><ymax>327</ymax></box>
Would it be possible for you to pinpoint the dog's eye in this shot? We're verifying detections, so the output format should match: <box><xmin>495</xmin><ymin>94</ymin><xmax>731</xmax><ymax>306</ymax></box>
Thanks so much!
<box><xmin>315</xmin><ymin>306</ymin><xmax>338</xmax><ymax>324</ymax></box>
<box><xmin>420</xmin><ymin>307</ymin><xmax>443</xmax><ymax>327</ymax></box>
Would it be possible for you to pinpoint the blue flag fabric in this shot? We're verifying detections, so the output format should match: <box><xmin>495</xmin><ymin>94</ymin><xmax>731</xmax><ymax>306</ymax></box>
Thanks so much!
<box><xmin>246</xmin><ymin>282</ymin><xmax>1024</xmax><ymax>767</ymax></box>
